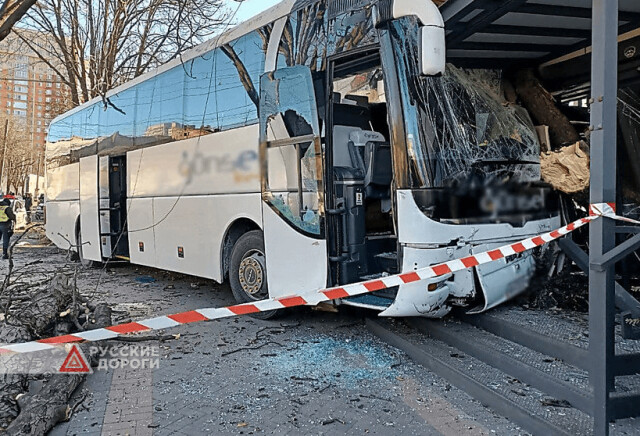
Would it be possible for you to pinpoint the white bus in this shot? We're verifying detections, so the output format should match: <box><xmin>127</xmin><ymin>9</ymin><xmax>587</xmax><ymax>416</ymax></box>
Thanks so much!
<box><xmin>45</xmin><ymin>0</ymin><xmax>559</xmax><ymax>318</ymax></box>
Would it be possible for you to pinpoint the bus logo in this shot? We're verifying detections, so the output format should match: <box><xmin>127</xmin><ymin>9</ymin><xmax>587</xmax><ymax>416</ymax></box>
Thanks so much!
<box><xmin>178</xmin><ymin>150</ymin><xmax>259</xmax><ymax>184</ymax></box>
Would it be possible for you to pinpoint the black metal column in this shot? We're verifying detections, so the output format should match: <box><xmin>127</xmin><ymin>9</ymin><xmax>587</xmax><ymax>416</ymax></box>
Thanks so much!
<box><xmin>589</xmin><ymin>0</ymin><xmax>618</xmax><ymax>434</ymax></box>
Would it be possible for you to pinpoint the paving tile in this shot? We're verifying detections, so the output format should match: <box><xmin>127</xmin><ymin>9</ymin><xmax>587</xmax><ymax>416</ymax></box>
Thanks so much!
<box><xmin>101</xmin><ymin>420</ymin><xmax>137</xmax><ymax>432</ymax></box>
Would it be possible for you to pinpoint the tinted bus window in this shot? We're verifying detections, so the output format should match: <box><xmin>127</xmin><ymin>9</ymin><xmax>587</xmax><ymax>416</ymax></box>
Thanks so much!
<box><xmin>47</xmin><ymin>28</ymin><xmax>268</xmax><ymax>169</ymax></box>
<box><xmin>133</xmin><ymin>66</ymin><xmax>185</xmax><ymax>139</ymax></box>
<box><xmin>84</xmin><ymin>103</ymin><xmax>101</xmax><ymax>140</ymax></box>
<box><xmin>101</xmin><ymin>87</ymin><xmax>137</xmax><ymax>138</ymax></box>
<box><xmin>48</xmin><ymin>114</ymin><xmax>72</xmax><ymax>143</ymax></box>
<box><xmin>184</xmin><ymin>52</ymin><xmax>218</xmax><ymax>132</ymax></box>
<box><xmin>217</xmin><ymin>30</ymin><xmax>265</xmax><ymax>129</ymax></box>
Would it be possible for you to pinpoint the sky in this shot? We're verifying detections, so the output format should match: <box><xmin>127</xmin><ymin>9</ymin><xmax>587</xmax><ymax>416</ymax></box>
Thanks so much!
<box><xmin>227</xmin><ymin>0</ymin><xmax>283</xmax><ymax>24</ymax></box>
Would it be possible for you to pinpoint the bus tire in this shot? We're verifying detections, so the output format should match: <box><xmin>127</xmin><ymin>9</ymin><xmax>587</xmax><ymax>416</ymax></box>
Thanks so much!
<box><xmin>229</xmin><ymin>230</ymin><xmax>278</xmax><ymax>320</ymax></box>
<box><xmin>76</xmin><ymin>227</ymin><xmax>98</xmax><ymax>268</ymax></box>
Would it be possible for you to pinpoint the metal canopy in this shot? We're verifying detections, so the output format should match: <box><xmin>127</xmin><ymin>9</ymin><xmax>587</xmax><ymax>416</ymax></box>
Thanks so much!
<box><xmin>436</xmin><ymin>1</ymin><xmax>640</xmax><ymax>435</ymax></box>
<box><xmin>439</xmin><ymin>0</ymin><xmax>640</xmax><ymax>68</ymax></box>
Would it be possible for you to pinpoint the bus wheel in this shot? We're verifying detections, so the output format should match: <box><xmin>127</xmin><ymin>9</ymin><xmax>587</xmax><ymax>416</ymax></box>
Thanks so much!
<box><xmin>229</xmin><ymin>230</ymin><xmax>278</xmax><ymax>320</ymax></box>
<box><xmin>76</xmin><ymin>227</ymin><xmax>96</xmax><ymax>268</ymax></box>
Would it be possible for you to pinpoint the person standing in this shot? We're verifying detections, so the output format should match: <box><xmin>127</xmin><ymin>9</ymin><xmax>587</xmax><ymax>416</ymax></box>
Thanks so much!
<box><xmin>25</xmin><ymin>193</ymin><xmax>33</xmax><ymax>223</ymax></box>
<box><xmin>0</xmin><ymin>191</ymin><xmax>16</xmax><ymax>259</ymax></box>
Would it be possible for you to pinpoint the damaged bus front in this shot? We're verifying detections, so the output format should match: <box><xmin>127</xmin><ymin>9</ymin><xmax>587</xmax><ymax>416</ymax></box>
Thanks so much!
<box><xmin>329</xmin><ymin>0</ymin><xmax>559</xmax><ymax>317</ymax></box>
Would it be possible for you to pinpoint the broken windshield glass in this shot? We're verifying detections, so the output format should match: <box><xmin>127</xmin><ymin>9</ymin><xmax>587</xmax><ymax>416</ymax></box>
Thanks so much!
<box><xmin>389</xmin><ymin>18</ymin><xmax>541</xmax><ymax>189</ymax></box>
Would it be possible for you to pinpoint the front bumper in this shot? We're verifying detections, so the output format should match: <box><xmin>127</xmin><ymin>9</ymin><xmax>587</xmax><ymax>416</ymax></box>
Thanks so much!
<box><xmin>379</xmin><ymin>191</ymin><xmax>560</xmax><ymax>317</ymax></box>
<box><xmin>379</xmin><ymin>241</ymin><xmax>538</xmax><ymax>318</ymax></box>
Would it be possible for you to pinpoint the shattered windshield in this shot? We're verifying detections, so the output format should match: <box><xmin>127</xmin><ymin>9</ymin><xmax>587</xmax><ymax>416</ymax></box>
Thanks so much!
<box><xmin>389</xmin><ymin>18</ymin><xmax>541</xmax><ymax>189</ymax></box>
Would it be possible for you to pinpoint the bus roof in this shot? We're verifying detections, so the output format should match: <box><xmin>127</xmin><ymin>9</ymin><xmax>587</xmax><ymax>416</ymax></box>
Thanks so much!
<box><xmin>51</xmin><ymin>0</ymin><xmax>297</xmax><ymax>127</ymax></box>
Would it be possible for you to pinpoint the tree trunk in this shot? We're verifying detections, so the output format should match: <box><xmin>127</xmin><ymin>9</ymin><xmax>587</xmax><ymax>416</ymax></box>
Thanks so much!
<box><xmin>514</xmin><ymin>69</ymin><xmax>580</xmax><ymax>148</ymax></box>
<box><xmin>1</xmin><ymin>273</ymin><xmax>113</xmax><ymax>433</ymax></box>
<box><xmin>18</xmin><ymin>274</ymin><xmax>73</xmax><ymax>334</ymax></box>
<box><xmin>0</xmin><ymin>0</ymin><xmax>38</xmax><ymax>42</ymax></box>
<box><xmin>4</xmin><ymin>371</ymin><xmax>84</xmax><ymax>436</ymax></box>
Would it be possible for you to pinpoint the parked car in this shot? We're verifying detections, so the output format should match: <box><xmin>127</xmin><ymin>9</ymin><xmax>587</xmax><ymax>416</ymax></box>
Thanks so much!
<box><xmin>10</xmin><ymin>199</ymin><xmax>28</xmax><ymax>230</ymax></box>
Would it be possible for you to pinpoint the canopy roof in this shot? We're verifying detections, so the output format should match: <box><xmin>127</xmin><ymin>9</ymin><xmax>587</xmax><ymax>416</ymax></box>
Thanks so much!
<box><xmin>439</xmin><ymin>0</ymin><xmax>640</xmax><ymax>68</ymax></box>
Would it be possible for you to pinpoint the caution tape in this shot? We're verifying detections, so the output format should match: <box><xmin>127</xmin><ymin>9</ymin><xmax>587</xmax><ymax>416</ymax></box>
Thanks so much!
<box><xmin>1</xmin><ymin>204</ymin><xmax>638</xmax><ymax>355</ymax></box>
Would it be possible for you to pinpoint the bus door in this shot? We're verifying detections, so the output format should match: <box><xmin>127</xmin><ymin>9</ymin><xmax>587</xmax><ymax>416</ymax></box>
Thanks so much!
<box><xmin>79</xmin><ymin>155</ymin><xmax>102</xmax><ymax>262</ymax></box>
<box><xmin>98</xmin><ymin>155</ymin><xmax>129</xmax><ymax>260</ymax></box>
<box><xmin>259</xmin><ymin>66</ymin><xmax>328</xmax><ymax>299</ymax></box>
<box><xmin>326</xmin><ymin>49</ymin><xmax>397</xmax><ymax>287</ymax></box>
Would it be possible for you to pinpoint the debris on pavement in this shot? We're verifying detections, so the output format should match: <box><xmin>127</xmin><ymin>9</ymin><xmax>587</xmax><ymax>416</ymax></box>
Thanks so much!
<box><xmin>135</xmin><ymin>276</ymin><xmax>156</xmax><ymax>284</ymax></box>
<box><xmin>0</xmin><ymin>230</ymin><xmax>113</xmax><ymax>434</ymax></box>
<box><xmin>521</xmin><ymin>268</ymin><xmax>589</xmax><ymax>312</ymax></box>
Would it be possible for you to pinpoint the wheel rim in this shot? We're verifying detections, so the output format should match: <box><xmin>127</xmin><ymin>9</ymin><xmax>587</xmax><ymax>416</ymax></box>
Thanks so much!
<box><xmin>238</xmin><ymin>249</ymin><xmax>267</xmax><ymax>300</ymax></box>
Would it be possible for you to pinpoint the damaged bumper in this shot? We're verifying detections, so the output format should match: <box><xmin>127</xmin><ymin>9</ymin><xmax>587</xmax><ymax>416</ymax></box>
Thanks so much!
<box><xmin>377</xmin><ymin>190</ymin><xmax>560</xmax><ymax>318</ymax></box>
<box><xmin>379</xmin><ymin>243</ymin><xmax>536</xmax><ymax>318</ymax></box>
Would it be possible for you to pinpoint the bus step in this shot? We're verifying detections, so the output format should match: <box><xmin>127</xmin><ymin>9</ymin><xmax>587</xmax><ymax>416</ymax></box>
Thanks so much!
<box><xmin>374</xmin><ymin>252</ymin><xmax>399</xmax><ymax>274</ymax></box>
<box><xmin>342</xmin><ymin>294</ymin><xmax>394</xmax><ymax>311</ymax></box>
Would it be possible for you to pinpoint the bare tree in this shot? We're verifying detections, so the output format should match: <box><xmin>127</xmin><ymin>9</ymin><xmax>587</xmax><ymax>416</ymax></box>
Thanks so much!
<box><xmin>0</xmin><ymin>0</ymin><xmax>37</xmax><ymax>42</ymax></box>
<box><xmin>14</xmin><ymin>0</ymin><xmax>230</xmax><ymax>106</ymax></box>
<box><xmin>0</xmin><ymin>114</ymin><xmax>38</xmax><ymax>195</ymax></box>
<box><xmin>280</xmin><ymin>2</ymin><xmax>327</xmax><ymax>70</ymax></box>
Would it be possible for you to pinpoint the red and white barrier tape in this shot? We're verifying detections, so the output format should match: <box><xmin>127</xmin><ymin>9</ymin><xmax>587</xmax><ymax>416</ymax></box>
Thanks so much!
<box><xmin>589</xmin><ymin>202</ymin><xmax>640</xmax><ymax>224</ymax></box>
<box><xmin>1</xmin><ymin>203</ymin><xmax>638</xmax><ymax>355</ymax></box>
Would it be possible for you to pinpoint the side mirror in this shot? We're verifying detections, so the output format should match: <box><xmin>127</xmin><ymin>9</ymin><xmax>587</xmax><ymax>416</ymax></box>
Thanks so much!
<box><xmin>420</xmin><ymin>25</ymin><xmax>446</xmax><ymax>76</ymax></box>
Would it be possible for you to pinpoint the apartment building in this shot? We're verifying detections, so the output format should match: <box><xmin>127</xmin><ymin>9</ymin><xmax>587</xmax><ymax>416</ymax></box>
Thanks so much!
<box><xmin>0</xmin><ymin>32</ymin><xmax>71</xmax><ymax>150</ymax></box>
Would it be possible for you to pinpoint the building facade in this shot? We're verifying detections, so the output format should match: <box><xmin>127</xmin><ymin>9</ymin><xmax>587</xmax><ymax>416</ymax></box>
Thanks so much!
<box><xmin>0</xmin><ymin>50</ymin><xmax>71</xmax><ymax>149</ymax></box>
<box><xmin>0</xmin><ymin>30</ymin><xmax>72</xmax><ymax>193</ymax></box>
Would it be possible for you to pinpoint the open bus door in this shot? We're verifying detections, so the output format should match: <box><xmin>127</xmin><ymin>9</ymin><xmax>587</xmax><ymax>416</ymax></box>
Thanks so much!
<box><xmin>259</xmin><ymin>66</ymin><xmax>328</xmax><ymax>299</ymax></box>
<box><xmin>98</xmin><ymin>155</ymin><xmax>129</xmax><ymax>260</ymax></box>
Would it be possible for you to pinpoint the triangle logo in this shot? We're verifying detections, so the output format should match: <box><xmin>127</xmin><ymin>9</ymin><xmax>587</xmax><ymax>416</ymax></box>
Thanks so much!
<box><xmin>59</xmin><ymin>345</ymin><xmax>92</xmax><ymax>374</ymax></box>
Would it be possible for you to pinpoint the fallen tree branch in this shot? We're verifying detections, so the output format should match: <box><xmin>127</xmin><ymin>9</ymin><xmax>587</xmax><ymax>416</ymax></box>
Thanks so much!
<box><xmin>4</xmin><ymin>368</ymin><xmax>85</xmax><ymax>435</ymax></box>
<box><xmin>112</xmin><ymin>334</ymin><xmax>177</xmax><ymax>343</ymax></box>
<box><xmin>221</xmin><ymin>341</ymin><xmax>283</xmax><ymax>357</ymax></box>
<box><xmin>1</xmin><ymin>249</ymin><xmax>113</xmax><ymax>433</ymax></box>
